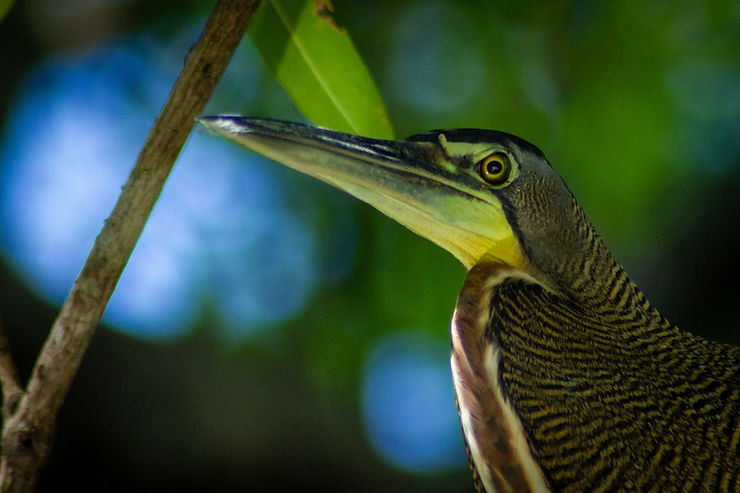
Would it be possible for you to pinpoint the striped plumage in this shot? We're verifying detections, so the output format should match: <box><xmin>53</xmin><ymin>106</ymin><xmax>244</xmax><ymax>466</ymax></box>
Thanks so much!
<box><xmin>497</xmin><ymin>276</ymin><xmax>739</xmax><ymax>490</ymax></box>
<box><xmin>452</xmin><ymin>194</ymin><xmax>740</xmax><ymax>491</ymax></box>
<box><xmin>199</xmin><ymin>117</ymin><xmax>740</xmax><ymax>492</ymax></box>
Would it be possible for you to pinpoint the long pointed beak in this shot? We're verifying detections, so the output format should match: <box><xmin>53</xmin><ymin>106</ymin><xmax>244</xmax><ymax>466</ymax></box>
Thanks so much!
<box><xmin>197</xmin><ymin>116</ymin><xmax>522</xmax><ymax>270</ymax></box>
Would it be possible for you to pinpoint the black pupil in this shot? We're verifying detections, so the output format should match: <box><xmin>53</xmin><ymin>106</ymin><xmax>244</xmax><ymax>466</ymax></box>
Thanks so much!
<box><xmin>486</xmin><ymin>160</ymin><xmax>503</xmax><ymax>175</ymax></box>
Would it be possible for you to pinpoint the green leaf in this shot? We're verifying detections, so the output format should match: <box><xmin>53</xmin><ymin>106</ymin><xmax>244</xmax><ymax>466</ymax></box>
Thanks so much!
<box><xmin>0</xmin><ymin>0</ymin><xmax>16</xmax><ymax>22</ymax></box>
<box><xmin>249</xmin><ymin>0</ymin><xmax>394</xmax><ymax>139</ymax></box>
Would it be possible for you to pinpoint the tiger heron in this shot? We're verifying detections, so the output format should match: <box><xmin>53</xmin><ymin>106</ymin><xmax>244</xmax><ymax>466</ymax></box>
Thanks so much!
<box><xmin>198</xmin><ymin>116</ymin><xmax>740</xmax><ymax>492</ymax></box>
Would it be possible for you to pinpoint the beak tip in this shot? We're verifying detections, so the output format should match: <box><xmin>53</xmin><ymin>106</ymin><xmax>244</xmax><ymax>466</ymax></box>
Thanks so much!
<box><xmin>197</xmin><ymin>114</ymin><xmax>227</xmax><ymax>129</ymax></box>
<box><xmin>197</xmin><ymin>115</ymin><xmax>253</xmax><ymax>139</ymax></box>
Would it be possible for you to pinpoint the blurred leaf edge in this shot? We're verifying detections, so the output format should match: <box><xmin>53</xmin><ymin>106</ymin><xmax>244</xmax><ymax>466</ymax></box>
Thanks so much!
<box><xmin>248</xmin><ymin>0</ymin><xmax>394</xmax><ymax>139</ymax></box>
<box><xmin>0</xmin><ymin>0</ymin><xmax>16</xmax><ymax>22</ymax></box>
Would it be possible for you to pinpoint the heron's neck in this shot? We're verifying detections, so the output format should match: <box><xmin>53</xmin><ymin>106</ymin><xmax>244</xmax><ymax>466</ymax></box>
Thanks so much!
<box><xmin>544</xmin><ymin>203</ymin><xmax>662</xmax><ymax>323</ymax></box>
<box><xmin>566</xmin><ymin>237</ymin><xmax>647</xmax><ymax>307</ymax></box>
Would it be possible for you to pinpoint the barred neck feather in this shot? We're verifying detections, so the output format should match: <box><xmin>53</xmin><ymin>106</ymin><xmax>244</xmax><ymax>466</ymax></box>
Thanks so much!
<box><xmin>517</xmin><ymin>196</ymin><xmax>660</xmax><ymax>321</ymax></box>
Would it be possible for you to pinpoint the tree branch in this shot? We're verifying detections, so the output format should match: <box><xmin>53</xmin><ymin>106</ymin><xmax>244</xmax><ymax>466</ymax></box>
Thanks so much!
<box><xmin>0</xmin><ymin>319</ymin><xmax>21</xmax><ymax>422</ymax></box>
<box><xmin>0</xmin><ymin>1</ymin><xmax>261</xmax><ymax>490</ymax></box>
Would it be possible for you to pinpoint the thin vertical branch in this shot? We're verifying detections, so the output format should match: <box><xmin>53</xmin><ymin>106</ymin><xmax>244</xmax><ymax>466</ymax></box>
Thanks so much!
<box><xmin>0</xmin><ymin>1</ymin><xmax>261</xmax><ymax>491</ymax></box>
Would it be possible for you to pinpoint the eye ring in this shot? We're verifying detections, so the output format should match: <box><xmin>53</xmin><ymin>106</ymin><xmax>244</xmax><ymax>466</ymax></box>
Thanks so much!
<box><xmin>478</xmin><ymin>152</ymin><xmax>511</xmax><ymax>185</ymax></box>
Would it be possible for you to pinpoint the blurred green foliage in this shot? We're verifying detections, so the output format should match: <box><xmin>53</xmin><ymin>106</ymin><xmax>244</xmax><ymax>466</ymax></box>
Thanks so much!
<box><xmin>0</xmin><ymin>0</ymin><xmax>14</xmax><ymax>21</ymax></box>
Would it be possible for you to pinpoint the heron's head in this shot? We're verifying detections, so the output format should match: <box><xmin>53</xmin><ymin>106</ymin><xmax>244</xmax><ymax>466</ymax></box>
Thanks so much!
<box><xmin>199</xmin><ymin>117</ymin><xmax>593</xmax><ymax>291</ymax></box>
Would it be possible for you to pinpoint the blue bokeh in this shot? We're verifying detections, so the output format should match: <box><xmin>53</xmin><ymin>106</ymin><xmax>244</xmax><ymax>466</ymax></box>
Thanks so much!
<box><xmin>361</xmin><ymin>331</ymin><xmax>466</xmax><ymax>473</ymax></box>
<box><xmin>0</xmin><ymin>33</ymin><xmax>324</xmax><ymax>340</ymax></box>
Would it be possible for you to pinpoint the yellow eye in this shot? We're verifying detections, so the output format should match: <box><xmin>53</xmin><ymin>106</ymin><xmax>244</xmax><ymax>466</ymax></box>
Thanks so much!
<box><xmin>478</xmin><ymin>152</ymin><xmax>511</xmax><ymax>185</ymax></box>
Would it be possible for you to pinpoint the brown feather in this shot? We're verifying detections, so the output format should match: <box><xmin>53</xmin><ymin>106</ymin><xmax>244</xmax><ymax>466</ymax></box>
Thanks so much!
<box><xmin>451</xmin><ymin>263</ymin><xmax>550</xmax><ymax>493</ymax></box>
